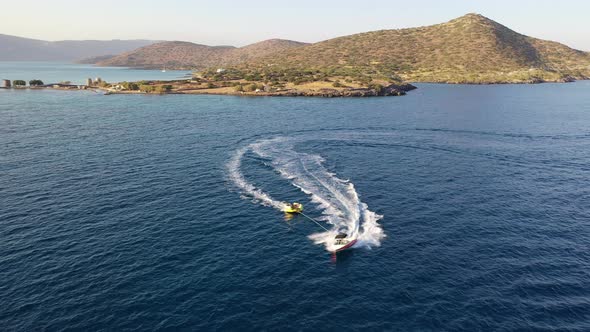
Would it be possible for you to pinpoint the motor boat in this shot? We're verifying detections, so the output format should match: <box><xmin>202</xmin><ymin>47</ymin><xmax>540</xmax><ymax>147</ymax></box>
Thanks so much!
<box><xmin>333</xmin><ymin>233</ymin><xmax>357</xmax><ymax>252</ymax></box>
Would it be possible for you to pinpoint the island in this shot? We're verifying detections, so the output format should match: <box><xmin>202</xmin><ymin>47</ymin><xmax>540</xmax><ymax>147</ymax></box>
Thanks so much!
<box><xmin>3</xmin><ymin>13</ymin><xmax>589</xmax><ymax>97</ymax></box>
<box><xmin>94</xmin><ymin>14</ymin><xmax>590</xmax><ymax>85</ymax></box>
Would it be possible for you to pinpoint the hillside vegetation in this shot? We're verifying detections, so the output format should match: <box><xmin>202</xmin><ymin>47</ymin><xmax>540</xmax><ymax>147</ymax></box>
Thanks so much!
<box><xmin>77</xmin><ymin>54</ymin><xmax>116</xmax><ymax>64</ymax></box>
<box><xmin>241</xmin><ymin>14</ymin><xmax>590</xmax><ymax>83</ymax></box>
<box><xmin>98</xmin><ymin>39</ymin><xmax>308</xmax><ymax>69</ymax></box>
<box><xmin>96</xmin><ymin>13</ymin><xmax>590</xmax><ymax>84</ymax></box>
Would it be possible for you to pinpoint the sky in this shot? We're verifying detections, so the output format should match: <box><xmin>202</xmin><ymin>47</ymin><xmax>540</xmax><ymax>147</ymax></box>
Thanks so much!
<box><xmin>1</xmin><ymin>0</ymin><xmax>589</xmax><ymax>50</ymax></box>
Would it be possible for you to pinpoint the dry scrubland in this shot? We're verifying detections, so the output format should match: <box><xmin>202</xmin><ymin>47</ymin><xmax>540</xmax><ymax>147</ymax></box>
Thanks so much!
<box><xmin>94</xmin><ymin>13</ymin><xmax>590</xmax><ymax>95</ymax></box>
<box><xmin>242</xmin><ymin>14</ymin><xmax>590</xmax><ymax>84</ymax></box>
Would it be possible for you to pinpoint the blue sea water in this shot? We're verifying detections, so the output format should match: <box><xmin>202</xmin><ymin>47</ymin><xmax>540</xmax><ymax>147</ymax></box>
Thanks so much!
<box><xmin>1</xmin><ymin>76</ymin><xmax>590</xmax><ymax>330</ymax></box>
<box><xmin>0</xmin><ymin>62</ymin><xmax>189</xmax><ymax>85</ymax></box>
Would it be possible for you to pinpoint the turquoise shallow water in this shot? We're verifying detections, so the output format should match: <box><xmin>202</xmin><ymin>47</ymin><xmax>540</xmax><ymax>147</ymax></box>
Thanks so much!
<box><xmin>1</xmin><ymin>81</ymin><xmax>590</xmax><ymax>330</ymax></box>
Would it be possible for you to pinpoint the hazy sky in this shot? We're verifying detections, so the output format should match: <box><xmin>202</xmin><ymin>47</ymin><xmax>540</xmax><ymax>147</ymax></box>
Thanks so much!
<box><xmin>1</xmin><ymin>0</ymin><xmax>589</xmax><ymax>50</ymax></box>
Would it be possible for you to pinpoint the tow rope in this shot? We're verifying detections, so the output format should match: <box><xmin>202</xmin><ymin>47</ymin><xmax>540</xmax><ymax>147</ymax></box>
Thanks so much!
<box><xmin>299</xmin><ymin>212</ymin><xmax>330</xmax><ymax>232</ymax></box>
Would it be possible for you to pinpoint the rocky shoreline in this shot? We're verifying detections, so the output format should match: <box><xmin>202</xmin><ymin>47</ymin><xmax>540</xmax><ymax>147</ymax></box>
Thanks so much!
<box><xmin>251</xmin><ymin>83</ymin><xmax>417</xmax><ymax>97</ymax></box>
<box><xmin>2</xmin><ymin>82</ymin><xmax>417</xmax><ymax>97</ymax></box>
<box><xmin>101</xmin><ymin>83</ymin><xmax>417</xmax><ymax>97</ymax></box>
<box><xmin>414</xmin><ymin>76</ymin><xmax>582</xmax><ymax>85</ymax></box>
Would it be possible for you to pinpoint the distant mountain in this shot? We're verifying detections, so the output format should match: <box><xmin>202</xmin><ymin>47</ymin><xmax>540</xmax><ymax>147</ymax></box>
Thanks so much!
<box><xmin>97</xmin><ymin>39</ymin><xmax>308</xmax><ymax>69</ymax></box>
<box><xmin>0</xmin><ymin>34</ymin><xmax>157</xmax><ymax>61</ymax></box>
<box><xmin>240</xmin><ymin>14</ymin><xmax>590</xmax><ymax>83</ymax></box>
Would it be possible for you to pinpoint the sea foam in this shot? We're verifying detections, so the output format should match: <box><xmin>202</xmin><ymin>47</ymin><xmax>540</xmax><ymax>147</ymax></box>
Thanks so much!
<box><xmin>228</xmin><ymin>136</ymin><xmax>385</xmax><ymax>251</ymax></box>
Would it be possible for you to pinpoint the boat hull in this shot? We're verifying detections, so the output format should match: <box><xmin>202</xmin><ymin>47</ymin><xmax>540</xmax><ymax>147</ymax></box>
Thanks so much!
<box><xmin>334</xmin><ymin>239</ymin><xmax>357</xmax><ymax>253</ymax></box>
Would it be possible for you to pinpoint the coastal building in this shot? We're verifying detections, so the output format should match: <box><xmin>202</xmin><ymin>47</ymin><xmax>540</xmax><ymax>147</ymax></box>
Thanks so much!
<box><xmin>86</xmin><ymin>78</ymin><xmax>93</xmax><ymax>86</ymax></box>
<box><xmin>2</xmin><ymin>79</ymin><xmax>10</xmax><ymax>88</ymax></box>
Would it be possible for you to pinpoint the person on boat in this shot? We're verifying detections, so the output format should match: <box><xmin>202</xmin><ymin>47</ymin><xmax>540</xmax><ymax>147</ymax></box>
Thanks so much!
<box><xmin>284</xmin><ymin>202</ymin><xmax>303</xmax><ymax>213</ymax></box>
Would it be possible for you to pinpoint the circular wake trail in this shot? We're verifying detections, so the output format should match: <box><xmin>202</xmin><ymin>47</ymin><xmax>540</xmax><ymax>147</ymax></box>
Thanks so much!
<box><xmin>227</xmin><ymin>146</ymin><xmax>285</xmax><ymax>210</ymax></box>
<box><xmin>228</xmin><ymin>136</ymin><xmax>385</xmax><ymax>251</ymax></box>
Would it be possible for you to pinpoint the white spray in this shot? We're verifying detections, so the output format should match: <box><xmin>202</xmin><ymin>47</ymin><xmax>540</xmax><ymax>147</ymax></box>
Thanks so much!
<box><xmin>228</xmin><ymin>136</ymin><xmax>385</xmax><ymax>251</ymax></box>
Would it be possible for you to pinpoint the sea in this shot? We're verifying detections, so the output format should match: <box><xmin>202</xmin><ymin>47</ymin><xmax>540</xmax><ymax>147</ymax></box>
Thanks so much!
<box><xmin>0</xmin><ymin>61</ymin><xmax>190</xmax><ymax>85</ymax></box>
<box><xmin>1</xmin><ymin>62</ymin><xmax>589</xmax><ymax>331</ymax></box>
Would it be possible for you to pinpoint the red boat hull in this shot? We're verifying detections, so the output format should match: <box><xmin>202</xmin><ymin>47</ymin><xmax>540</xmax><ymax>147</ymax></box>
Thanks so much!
<box><xmin>334</xmin><ymin>239</ymin><xmax>357</xmax><ymax>253</ymax></box>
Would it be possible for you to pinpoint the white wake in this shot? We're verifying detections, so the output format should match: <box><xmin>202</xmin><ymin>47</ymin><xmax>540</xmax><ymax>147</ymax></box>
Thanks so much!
<box><xmin>227</xmin><ymin>136</ymin><xmax>385</xmax><ymax>252</ymax></box>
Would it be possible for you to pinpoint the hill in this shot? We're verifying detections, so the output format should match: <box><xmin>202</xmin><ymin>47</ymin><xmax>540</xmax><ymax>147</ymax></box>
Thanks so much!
<box><xmin>0</xmin><ymin>34</ymin><xmax>157</xmax><ymax>61</ymax></box>
<box><xmin>223</xmin><ymin>39</ymin><xmax>309</xmax><ymax>65</ymax></box>
<box><xmin>98</xmin><ymin>41</ymin><xmax>236</xmax><ymax>69</ymax></box>
<box><xmin>237</xmin><ymin>14</ymin><xmax>590</xmax><ymax>83</ymax></box>
<box><xmin>76</xmin><ymin>54</ymin><xmax>117</xmax><ymax>64</ymax></box>
<box><xmin>97</xmin><ymin>39</ymin><xmax>308</xmax><ymax>69</ymax></box>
